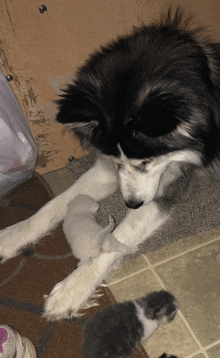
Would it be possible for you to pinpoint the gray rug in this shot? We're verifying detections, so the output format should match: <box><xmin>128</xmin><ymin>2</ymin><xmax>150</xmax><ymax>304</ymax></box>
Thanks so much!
<box><xmin>66</xmin><ymin>151</ymin><xmax>220</xmax><ymax>255</ymax></box>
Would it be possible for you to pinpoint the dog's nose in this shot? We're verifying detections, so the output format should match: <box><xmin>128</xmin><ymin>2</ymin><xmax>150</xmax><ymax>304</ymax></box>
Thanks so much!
<box><xmin>125</xmin><ymin>200</ymin><xmax>144</xmax><ymax>209</ymax></box>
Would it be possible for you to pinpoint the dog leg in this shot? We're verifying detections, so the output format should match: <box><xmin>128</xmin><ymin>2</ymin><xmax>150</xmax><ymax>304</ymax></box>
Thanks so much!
<box><xmin>0</xmin><ymin>155</ymin><xmax>118</xmax><ymax>261</ymax></box>
<box><xmin>43</xmin><ymin>201</ymin><xmax>170</xmax><ymax>320</ymax></box>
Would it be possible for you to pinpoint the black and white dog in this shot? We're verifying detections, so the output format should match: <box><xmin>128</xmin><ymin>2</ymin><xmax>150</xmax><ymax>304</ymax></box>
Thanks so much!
<box><xmin>0</xmin><ymin>9</ymin><xmax>220</xmax><ymax>320</ymax></box>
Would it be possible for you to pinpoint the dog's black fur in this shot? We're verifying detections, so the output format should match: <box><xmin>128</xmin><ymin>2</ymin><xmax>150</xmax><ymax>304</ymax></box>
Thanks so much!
<box><xmin>56</xmin><ymin>8</ymin><xmax>220</xmax><ymax>211</ymax></box>
<box><xmin>57</xmin><ymin>9</ymin><xmax>220</xmax><ymax>159</ymax></box>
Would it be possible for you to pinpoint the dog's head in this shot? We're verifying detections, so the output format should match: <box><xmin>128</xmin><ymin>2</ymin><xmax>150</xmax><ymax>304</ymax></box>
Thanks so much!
<box><xmin>57</xmin><ymin>9</ymin><xmax>219</xmax><ymax>208</ymax></box>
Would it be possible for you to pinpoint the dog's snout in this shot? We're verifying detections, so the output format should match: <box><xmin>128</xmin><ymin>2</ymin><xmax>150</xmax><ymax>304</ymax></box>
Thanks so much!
<box><xmin>125</xmin><ymin>200</ymin><xmax>144</xmax><ymax>209</ymax></box>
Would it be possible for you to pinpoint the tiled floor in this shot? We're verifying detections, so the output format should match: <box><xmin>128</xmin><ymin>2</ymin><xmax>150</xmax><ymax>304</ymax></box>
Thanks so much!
<box><xmin>43</xmin><ymin>169</ymin><xmax>220</xmax><ymax>358</ymax></box>
<box><xmin>106</xmin><ymin>229</ymin><xmax>220</xmax><ymax>358</ymax></box>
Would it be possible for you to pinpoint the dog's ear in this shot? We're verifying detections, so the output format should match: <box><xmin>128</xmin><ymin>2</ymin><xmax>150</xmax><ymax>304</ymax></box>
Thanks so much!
<box><xmin>134</xmin><ymin>94</ymin><xmax>181</xmax><ymax>137</ymax></box>
<box><xmin>56</xmin><ymin>85</ymin><xmax>104</xmax><ymax>135</ymax></box>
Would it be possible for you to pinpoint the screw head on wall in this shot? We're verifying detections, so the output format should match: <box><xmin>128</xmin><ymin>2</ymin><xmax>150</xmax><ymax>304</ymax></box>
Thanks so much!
<box><xmin>6</xmin><ymin>74</ymin><xmax>13</xmax><ymax>82</ymax></box>
<box><xmin>39</xmin><ymin>5</ymin><xmax>47</xmax><ymax>14</ymax></box>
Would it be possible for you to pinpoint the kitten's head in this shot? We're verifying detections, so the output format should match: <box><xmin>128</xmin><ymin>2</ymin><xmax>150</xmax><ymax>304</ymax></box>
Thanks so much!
<box><xmin>138</xmin><ymin>290</ymin><xmax>179</xmax><ymax>323</ymax></box>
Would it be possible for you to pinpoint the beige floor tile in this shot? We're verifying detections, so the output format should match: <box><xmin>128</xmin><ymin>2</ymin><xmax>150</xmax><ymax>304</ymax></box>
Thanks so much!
<box><xmin>192</xmin><ymin>354</ymin><xmax>206</xmax><ymax>358</ymax></box>
<box><xmin>143</xmin><ymin>314</ymin><xmax>199</xmax><ymax>358</ymax></box>
<box><xmin>109</xmin><ymin>269</ymin><xmax>162</xmax><ymax>302</ymax></box>
<box><xmin>154</xmin><ymin>240</ymin><xmax>220</xmax><ymax>347</ymax></box>
<box><xmin>106</xmin><ymin>255</ymin><xmax>148</xmax><ymax>284</ymax></box>
<box><xmin>145</xmin><ymin>227</ymin><xmax>220</xmax><ymax>265</ymax></box>
<box><xmin>207</xmin><ymin>343</ymin><xmax>220</xmax><ymax>358</ymax></box>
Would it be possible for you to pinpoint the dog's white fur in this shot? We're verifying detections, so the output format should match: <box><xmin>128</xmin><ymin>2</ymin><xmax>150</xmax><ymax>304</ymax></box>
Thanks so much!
<box><xmin>0</xmin><ymin>147</ymin><xmax>200</xmax><ymax>320</ymax></box>
<box><xmin>63</xmin><ymin>194</ymin><xmax>137</xmax><ymax>266</ymax></box>
<box><xmin>115</xmin><ymin>146</ymin><xmax>201</xmax><ymax>205</ymax></box>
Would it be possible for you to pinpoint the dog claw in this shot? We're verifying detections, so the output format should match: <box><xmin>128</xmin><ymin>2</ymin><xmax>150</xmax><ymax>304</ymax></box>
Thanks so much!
<box><xmin>92</xmin><ymin>289</ymin><xmax>104</xmax><ymax>297</ymax></box>
<box><xmin>70</xmin><ymin>311</ymin><xmax>85</xmax><ymax>318</ymax></box>
<box><xmin>100</xmin><ymin>282</ymin><xmax>108</xmax><ymax>287</ymax></box>
<box><xmin>86</xmin><ymin>299</ymin><xmax>99</xmax><ymax>308</ymax></box>
<box><xmin>90</xmin><ymin>295</ymin><xmax>103</xmax><ymax>300</ymax></box>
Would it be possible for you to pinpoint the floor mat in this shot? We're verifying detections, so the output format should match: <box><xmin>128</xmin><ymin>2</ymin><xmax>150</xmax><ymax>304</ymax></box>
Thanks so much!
<box><xmin>0</xmin><ymin>173</ymin><xmax>149</xmax><ymax>358</ymax></box>
<box><xmin>66</xmin><ymin>151</ymin><xmax>220</xmax><ymax>255</ymax></box>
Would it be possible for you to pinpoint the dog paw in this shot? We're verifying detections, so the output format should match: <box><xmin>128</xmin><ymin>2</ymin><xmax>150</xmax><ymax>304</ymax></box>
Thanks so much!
<box><xmin>43</xmin><ymin>265</ymin><xmax>101</xmax><ymax>320</ymax></box>
<box><xmin>43</xmin><ymin>253</ymin><xmax>118</xmax><ymax>321</ymax></box>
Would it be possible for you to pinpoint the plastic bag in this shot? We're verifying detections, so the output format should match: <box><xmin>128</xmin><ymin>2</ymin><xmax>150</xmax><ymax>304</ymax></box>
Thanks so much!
<box><xmin>0</xmin><ymin>67</ymin><xmax>38</xmax><ymax>198</ymax></box>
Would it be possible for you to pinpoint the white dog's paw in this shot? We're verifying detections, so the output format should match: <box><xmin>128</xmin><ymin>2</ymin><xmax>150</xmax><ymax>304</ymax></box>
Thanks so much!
<box><xmin>42</xmin><ymin>264</ymin><xmax>104</xmax><ymax>321</ymax></box>
<box><xmin>42</xmin><ymin>253</ymin><xmax>116</xmax><ymax>321</ymax></box>
<box><xmin>0</xmin><ymin>221</ymin><xmax>30</xmax><ymax>262</ymax></box>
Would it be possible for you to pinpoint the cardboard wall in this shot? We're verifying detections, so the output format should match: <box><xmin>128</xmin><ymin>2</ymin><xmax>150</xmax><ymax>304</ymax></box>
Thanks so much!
<box><xmin>0</xmin><ymin>0</ymin><xmax>220</xmax><ymax>174</ymax></box>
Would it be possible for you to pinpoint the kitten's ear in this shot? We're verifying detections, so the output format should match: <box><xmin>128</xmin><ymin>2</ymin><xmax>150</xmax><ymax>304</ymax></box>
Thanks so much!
<box><xmin>56</xmin><ymin>85</ymin><xmax>104</xmax><ymax>134</ymax></box>
<box><xmin>134</xmin><ymin>94</ymin><xmax>181</xmax><ymax>137</ymax></box>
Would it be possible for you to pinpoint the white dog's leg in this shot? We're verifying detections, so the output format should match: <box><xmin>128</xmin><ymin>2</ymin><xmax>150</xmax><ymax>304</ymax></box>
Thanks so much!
<box><xmin>0</xmin><ymin>155</ymin><xmax>118</xmax><ymax>261</ymax></box>
<box><xmin>43</xmin><ymin>201</ymin><xmax>169</xmax><ymax>320</ymax></box>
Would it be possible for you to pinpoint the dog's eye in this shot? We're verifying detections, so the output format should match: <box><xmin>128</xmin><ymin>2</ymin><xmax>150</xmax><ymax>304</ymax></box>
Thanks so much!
<box><xmin>142</xmin><ymin>160</ymin><xmax>151</xmax><ymax>165</ymax></box>
<box><xmin>136</xmin><ymin>160</ymin><xmax>151</xmax><ymax>172</ymax></box>
<box><xmin>138</xmin><ymin>163</ymin><xmax>146</xmax><ymax>172</ymax></box>
<box><xmin>115</xmin><ymin>163</ymin><xmax>123</xmax><ymax>170</ymax></box>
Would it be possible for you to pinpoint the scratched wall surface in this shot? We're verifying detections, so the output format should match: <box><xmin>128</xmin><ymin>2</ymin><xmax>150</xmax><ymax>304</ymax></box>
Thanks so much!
<box><xmin>0</xmin><ymin>0</ymin><xmax>220</xmax><ymax>173</ymax></box>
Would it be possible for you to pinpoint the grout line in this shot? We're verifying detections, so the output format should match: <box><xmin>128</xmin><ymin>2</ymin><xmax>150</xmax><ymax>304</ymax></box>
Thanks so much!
<box><xmin>182</xmin><ymin>351</ymin><xmax>205</xmax><ymax>358</ymax></box>
<box><xmin>108</xmin><ymin>236</ymin><xmax>220</xmax><ymax>287</ymax></box>
<box><xmin>106</xmin><ymin>237</ymin><xmax>220</xmax><ymax>357</ymax></box>
<box><xmin>166</xmin><ymin>338</ymin><xmax>220</xmax><ymax>358</ymax></box>
<box><xmin>204</xmin><ymin>339</ymin><xmax>220</xmax><ymax>350</ymax></box>
<box><xmin>145</xmin><ymin>235</ymin><xmax>220</xmax><ymax>268</ymax></box>
<box><xmin>142</xmin><ymin>255</ymin><xmax>210</xmax><ymax>358</ymax></box>
<box><xmin>107</xmin><ymin>265</ymin><xmax>150</xmax><ymax>286</ymax></box>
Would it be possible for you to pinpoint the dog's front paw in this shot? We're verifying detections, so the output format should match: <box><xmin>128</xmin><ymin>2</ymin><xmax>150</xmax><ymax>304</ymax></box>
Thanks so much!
<box><xmin>43</xmin><ymin>263</ymin><xmax>105</xmax><ymax>320</ymax></box>
<box><xmin>43</xmin><ymin>252</ymin><xmax>119</xmax><ymax>321</ymax></box>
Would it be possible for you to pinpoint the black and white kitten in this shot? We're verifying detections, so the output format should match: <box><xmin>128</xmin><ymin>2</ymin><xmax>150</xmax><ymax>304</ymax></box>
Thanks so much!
<box><xmin>82</xmin><ymin>290</ymin><xmax>179</xmax><ymax>358</ymax></box>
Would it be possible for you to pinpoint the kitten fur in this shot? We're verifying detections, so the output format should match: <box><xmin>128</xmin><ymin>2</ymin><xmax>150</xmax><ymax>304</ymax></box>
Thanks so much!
<box><xmin>63</xmin><ymin>195</ymin><xmax>137</xmax><ymax>266</ymax></box>
<box><xmin>82</xmin><ymin>290</ymin><xmax>179</xmax><ymax>358</ymax></box>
